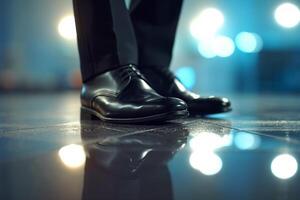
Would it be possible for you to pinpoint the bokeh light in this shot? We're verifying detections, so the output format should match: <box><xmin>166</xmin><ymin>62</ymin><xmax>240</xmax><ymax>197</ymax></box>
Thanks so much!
<box><xmin>175</xmin><ymin>66</ymin><xmax>196</xmax><ymax>89</ymax></box>
<box><xmin>190</xmin><ymin>151</ymin><xmax>223</xmax><ymax>176</ymax></box>
<box><xmin>235</xmin><ymin>32</ymin><xmax>263</xmax><ymax>53</ymax></box>
<box><xmin>212</xmin><ymin>36</ymin><xmax>235</xmax><ymax>57</ymax></box>
<box><xmin>190</xmin><ymin>8</ymin><xmax>224</xmax><ymax>40</ymax></box>
<box><xmin>58</xmin><ymin>15</ymin><xmax>77</xmax><ymax>40</ymax></box>
<box><xmin>274</xmin><ymin>3</ymin><xmax>300</xmax><ymax>28</ymax></box>
<box><xmin>190</xmin><ymin>132</ymin><xmax>232</xmax><ymax>152</ymax></box>
<box><xmin>271</xmin><ymin>154</ymin><xmax>298</xmax><ymax>179</ymax></box>
<box><xmin>197</xmin><ymin>40</ymin><xmax>217</xmax><ymax>58</ymax></box>
<box><xmin>234</xmin><ymin>132</ymin><xmax>261</xmax><ymax>150</ymax></box>
<box><xmin>197</xmin><ymin>36</ymin><xmax>235</xmax><ymax>58</ymax></box>
<box><xmin>58</xmin><ymin>144</ymin><xmax>86</xmax><ymax>169</ymax></box>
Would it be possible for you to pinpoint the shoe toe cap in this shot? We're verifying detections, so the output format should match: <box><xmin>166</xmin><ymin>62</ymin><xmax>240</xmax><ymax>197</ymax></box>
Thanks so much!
<box><xmin>187</xmin><ymin>96</ymin><xmax>231</xmax><ymax>115</ymax></box>
<box><xmin>219</xmin><ymin>97</ymin><xmax>231</xmax><ymax>107</ymax></box>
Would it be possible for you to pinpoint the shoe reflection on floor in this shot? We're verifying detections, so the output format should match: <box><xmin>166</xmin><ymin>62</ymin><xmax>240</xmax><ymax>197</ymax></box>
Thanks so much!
<box><xmin>80</xmin><ymin>112</ymin><xmax>188</xmax><ymax>200</ymax></box>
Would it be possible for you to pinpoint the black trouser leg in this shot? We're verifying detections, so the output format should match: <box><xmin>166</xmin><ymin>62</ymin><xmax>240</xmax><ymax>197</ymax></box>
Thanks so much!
<box><xmin>73</xmin><ymin>0</ymin><xmax>138</xmax><ymax>82</ymax></box>
<box><xmin>130</xmin><ymin>0</ymin><xmax>183</xmax><ymax>69</ymax></box>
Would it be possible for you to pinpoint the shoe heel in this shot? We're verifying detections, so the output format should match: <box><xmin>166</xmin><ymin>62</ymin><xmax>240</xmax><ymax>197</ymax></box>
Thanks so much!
<box><xmin>80</xmin><ymin>107</ymin><xmax>97</xmax><ymax>121</ymax></box>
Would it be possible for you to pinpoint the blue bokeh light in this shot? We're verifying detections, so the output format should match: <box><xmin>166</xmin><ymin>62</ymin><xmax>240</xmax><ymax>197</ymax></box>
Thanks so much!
<box><xmin>197</xmin><ymin>36</ymin><xmax>235</xmax><ymax>58</ymax></box>
<box><xmin>212</xmin><ymin>36</ymin><xmax>235</xmax><ymax>57</ymax></box>
<box><xmin>175</xmin><ymin>67</ymin><xmax>196</xmax><ymax>89</ymax></box>
<box><xmin>234</xmin><ymin>132</ymin><xmax>261</xmax><ymax>150</ymax></box>
<box><xmin>235</xmin><ymin>32</ymin><xmax>263</xmax><ymax>53</ymax></box>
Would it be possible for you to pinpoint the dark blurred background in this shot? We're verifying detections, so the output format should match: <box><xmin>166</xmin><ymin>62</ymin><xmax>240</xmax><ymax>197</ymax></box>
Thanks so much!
<box><xmin>0</xmin><ymin>0</ymin><xmax>300</xmax><ymax>95</ymax></box>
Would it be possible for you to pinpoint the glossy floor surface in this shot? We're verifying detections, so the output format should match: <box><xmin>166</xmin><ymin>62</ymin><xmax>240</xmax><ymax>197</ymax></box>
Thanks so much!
<box><xmin>0</xmin><ymin>92</ymin><xmax>300</xmax><ymax>200</ymax></box>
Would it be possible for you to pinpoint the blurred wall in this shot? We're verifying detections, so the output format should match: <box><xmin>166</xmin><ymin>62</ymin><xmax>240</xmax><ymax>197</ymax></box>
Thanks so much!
<box><xmin>0</xmin><ymin>0</ymin><xmax>300</xmax><ymax>94</ymax></box>
<box><xmin>172</xmin><ymin>0</ymin><xmax>300</xmax><ymax>94</ymax></box>
<box><xmin>0</xmin><ymin>0</ymin><xmax>80</xmax><ymax>90</ymax></box>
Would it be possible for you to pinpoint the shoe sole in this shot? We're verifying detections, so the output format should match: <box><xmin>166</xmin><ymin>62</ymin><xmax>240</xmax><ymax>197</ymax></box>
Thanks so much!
<box><xmin>81</xmin><ymin>106</ymin><xmax>189</xmax><ymax>124</ymax></box>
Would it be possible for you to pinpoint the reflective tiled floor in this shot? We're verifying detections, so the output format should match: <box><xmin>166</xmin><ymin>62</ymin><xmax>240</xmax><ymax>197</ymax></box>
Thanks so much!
<box><xmin>0</xmin><ymin>92</ymin><xmax>300</xmax><ymax>200</ymax></box>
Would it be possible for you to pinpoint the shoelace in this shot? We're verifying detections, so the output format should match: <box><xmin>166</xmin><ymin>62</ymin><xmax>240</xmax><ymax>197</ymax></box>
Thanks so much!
<box><xmin>118</xmin><ymin>65</ymin><xmax>147</xmax><ymax>84</ymax></box>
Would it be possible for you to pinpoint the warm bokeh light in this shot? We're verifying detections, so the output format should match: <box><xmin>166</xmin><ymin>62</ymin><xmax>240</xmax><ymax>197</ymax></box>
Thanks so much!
<box><xmin>58</xmin><ymin>15</ymin><xmax>77</xmax><ymax>40</ymax></box>
<box><xmin>190</xmin><ymin>151</ymin><xmax>223</xmax><ymax>176</ymax></box>
<box><xmin>235</xmin><ymin>32</ymin><xmax>263</xmax><ymax>53</ymax></box>
<box><xmin>274</xmin><ymin>3</ymin><xmax>300</xmax><ymax>28</ymax></box>
<box><xmin>190</xmin><ymin>8</ymin><xmax>224</xmax><ymax>40</ymax></box>
<box><xmin>234</xmin><ymin>132</ymin><xmax>261</xmax><ymax>150</ymax></box>
<box><xmin>271</xmin><ymin>154</ymin><xmax>298</xmax><ymax>179</ymax></box>
<box><xmin>58</xmin><ymin>144</ymin><xmax>86</xmax><ymax>169</ymax></box>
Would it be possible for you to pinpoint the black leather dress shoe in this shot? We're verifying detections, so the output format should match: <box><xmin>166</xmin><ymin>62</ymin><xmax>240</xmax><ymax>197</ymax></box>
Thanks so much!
<box><xmin>140</xmin><ymin>67</ymin><xmax>232</xmax><ymax>115</ymax></box>
<box><xmin>81</xmin><ymin>64</ymin><xmax>188</xmax><ymax>123</ymax></box>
